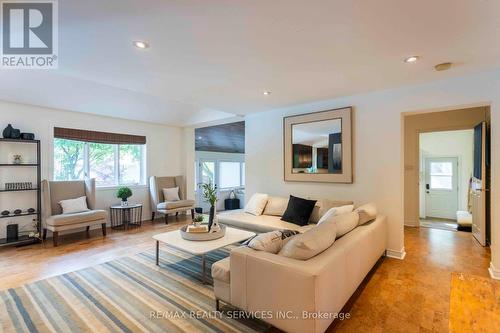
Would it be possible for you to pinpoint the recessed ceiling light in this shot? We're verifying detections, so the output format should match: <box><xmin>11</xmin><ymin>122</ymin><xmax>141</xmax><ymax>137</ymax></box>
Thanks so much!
<box><xmin>404</xmin><ymin>55</ymin><xmax>419</xmax><ymax>63</ymax></box>
<box><xmin>133</xmin><ymin>41</ymin><xmax>149</xmax><ymax>49</ymax></box>
<box><xmin>263</xmin><ymin>91</ymin><xmax>271</xmax><ymax>95</ymax></box>
<box><xmin>197</xmin><ymin>136</ymin><xmax>203</xmax><ymax>140</ymax></box>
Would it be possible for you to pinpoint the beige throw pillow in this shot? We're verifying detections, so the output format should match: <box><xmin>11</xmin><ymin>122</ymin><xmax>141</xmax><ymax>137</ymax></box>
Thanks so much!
<box><xmin>355</xmin><ymin>203</ymin><xmax>377</xmax><ymax>225</ymax></box>
<box><xmin>333</xmin><ymin>212</ymin><xmax>360</xmax><ymax>238</ymax></box>
<box><xmin>59</xmin><ymin>196</ymin><xmax>89</xmax><ymax>214</ymax></box>
<box><xmin>163</xmin><ymin>187</ymin><xmax>180</xmax><ymax>201</ymax></box>
<box><xmin>244</xmin><ymin>193</ymin><xmax>269</xmax><ymax>216</ymax></box>
<box><xmin>278</xmin><ymin>218</ymin><xmax>337</xmax><ymax>260</ymax></box>
<box><xmin>309</xmin><ymin>199</ymin><xmax>354</xmax><ymax>223</ymax></box>
<box><xmin>263</xmin><ymin>197</ymin><xmax>289</xmax><ymax>216</ymax></box>
<box><xmin>317</xmin><ymin>205</ymin><xmax>354</xmax><ymax>225</ymax></box>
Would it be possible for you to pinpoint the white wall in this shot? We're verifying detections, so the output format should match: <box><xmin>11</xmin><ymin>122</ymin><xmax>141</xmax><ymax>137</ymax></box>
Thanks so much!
<box><xmin>0</xmin><ymin>100</ymin><xmax>183</xmax><ymax>238</ymax></box>
<box><xmin>419</xmin><ymin>130</ymin><xmax>474</xmax><ymax>217</ymax></box>
<box><xmin>245</xmin><ymin>69</ymin><xmax>500</xmax><ymax>271</ymax></box>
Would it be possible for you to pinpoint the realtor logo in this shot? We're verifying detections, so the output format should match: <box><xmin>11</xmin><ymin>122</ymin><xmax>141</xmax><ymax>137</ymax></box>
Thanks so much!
<box><xmin>1</xmin><ymin>0</ymin><xmax>58</xmax><ymax>68</ymax></box>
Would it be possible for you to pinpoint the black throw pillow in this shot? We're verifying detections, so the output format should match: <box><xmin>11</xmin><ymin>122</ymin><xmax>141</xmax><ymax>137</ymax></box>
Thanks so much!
<box><xmin>281</xmin><ymin>195</ymin><xmax>317</xmax><ymax>226</ymax></box>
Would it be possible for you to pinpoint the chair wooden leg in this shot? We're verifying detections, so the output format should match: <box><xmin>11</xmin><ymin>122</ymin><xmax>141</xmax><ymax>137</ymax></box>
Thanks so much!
<box><xmin>42</xmin><ymin>228</ymin><xmax>47</xmax><ymax>240</ymax></box>
<box><xmin>86</xmin><ymin>226</ymin><xmax>90</xmax><ymax>238</ymax></box>
<box><xmin>101</xmin><ymin>223</ymin><xmax>107</xmax><ymax>236</ymax></box>
<box><xmin>53</xmin><ymin>231</ymin><xmax>59</xmax><ymax>247</ymax></box>
<box><xmin>164</xmin><ymin>214</ymin><xmax>168</xmax><ymax>224</ymax></box>
<box><xmin>151</xmin><ymin>211</ymin><xmax>155</xmax><ymax>221</ymax></box>
<box><xmin>191</xmin><ymin>209</ymin><xmax>195</xmax><ymax>220</ymax></box>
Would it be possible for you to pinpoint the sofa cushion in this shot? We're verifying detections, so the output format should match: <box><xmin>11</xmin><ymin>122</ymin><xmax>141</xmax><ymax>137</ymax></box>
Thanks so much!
<box><xmin>212</xmin><ymin>257</ymin><xmax>230</xmax><ymax>283</ymax></box>
<box><xmin>281</xmin><ymin>195</ymin><xmax>317</xmax><ymax>226</ymax></box>
<box><xmin>246</xmin><ymin>230</ymin><xmax>299</xmax><ymax>254</ymax></box>
<box><xmin>355</xmin><ymin>203</ymin><xmax>377</xmax><ymax>225</ymax></box>
<box><xmin>334</xmin><ymin>212</ymin><xmax>360</xmax><ymax>238</ymax></box>
<box><xmin>158</xmin><ymin>199</ymin><xmax>195</xmax><ymax>210</ymax></box>
<box><xmin>46</xmin><ymin>210</ymin><xmax>107</xmax><ymax>227</ymax></box>
<box><xmin>218</xmin><ymin>210</ymin><xmax>314</xmax><ymax>233</ymax></box>
<box><xmin>309</xmin><ymin>199</ymin><xmax>355</xmax><ymax>223</ymax></box>
<box><xmin>317</xmin><ymin>205</ymin><xmax>354</xmax><ymax>225</ymax></box>
<box><xmin>263</xmin><ymin>196</ymin><xmax>288</xmax><ymax>216</ymax></box>
<box><xmin>244</xmin><ymin>193</ymin><xmax>269</xmax><ymax>216</ymax></box>
<box><xmin>278</xmin><ymin>217</ymin><xmax>337</xmax><ymax>260</ymax></box>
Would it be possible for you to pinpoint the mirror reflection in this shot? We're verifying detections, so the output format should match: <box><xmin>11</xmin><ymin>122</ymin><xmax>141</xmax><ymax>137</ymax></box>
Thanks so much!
<box><xmin>291</xmin><ymin>118</ymin><xmax>342</xmax><ymax>174</ymax></box>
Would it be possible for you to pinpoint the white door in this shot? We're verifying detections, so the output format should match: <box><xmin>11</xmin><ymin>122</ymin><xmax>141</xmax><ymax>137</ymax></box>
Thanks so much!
<box><xmin>197</xmin><ymin>159</ymin><xmax>216</xmax><ymax>212</ymax></box>
<box><xmin>424</xmin><ymin>157</ymin><xmax>458</xmax><ymax>219</ymax></box>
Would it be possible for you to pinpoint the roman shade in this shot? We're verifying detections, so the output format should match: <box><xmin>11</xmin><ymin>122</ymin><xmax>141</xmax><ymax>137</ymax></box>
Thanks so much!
<box><xmin>54</xmin><ymin>127</ymin><xmax>146</xmax><ymax>145</ymax></box>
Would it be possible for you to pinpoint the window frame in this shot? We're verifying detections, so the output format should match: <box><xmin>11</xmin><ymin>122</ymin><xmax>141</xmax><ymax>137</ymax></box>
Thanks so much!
<box><xmin>53</xmin><ymin>138</ymin><xmax>147</xmax><ymax>188</ymax></box>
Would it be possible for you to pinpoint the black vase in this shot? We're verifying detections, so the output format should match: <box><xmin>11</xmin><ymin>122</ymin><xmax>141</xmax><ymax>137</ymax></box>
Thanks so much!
<box><xmin>2</xmin><ymin>124</ymin><xmax>13</xmax><ymax>138</ymax></box>
<box><xmin>208</xmin><ymin>206</ymin><xmax>215</xmax><ymax>231</ymax></box>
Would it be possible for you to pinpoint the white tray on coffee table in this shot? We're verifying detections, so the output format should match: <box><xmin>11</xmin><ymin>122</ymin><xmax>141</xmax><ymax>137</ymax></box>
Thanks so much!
<box><xmin>153</xmin><ymin>227</ymin><xmax>255</xmax><ymax>284</ymax></box>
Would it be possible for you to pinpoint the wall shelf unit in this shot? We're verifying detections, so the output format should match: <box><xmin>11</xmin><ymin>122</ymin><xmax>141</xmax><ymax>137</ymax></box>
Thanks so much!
<box><xmin>0</xmin><ymin>138</ymin><xmax>41</xmax><ymax>247</ymax></box>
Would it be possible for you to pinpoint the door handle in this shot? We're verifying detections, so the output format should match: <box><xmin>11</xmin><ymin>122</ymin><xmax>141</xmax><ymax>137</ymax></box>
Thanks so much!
<box><xmin>425</xmin><ymin>184</ymin><xmax>430</xmax><ymax>190</ymax></box>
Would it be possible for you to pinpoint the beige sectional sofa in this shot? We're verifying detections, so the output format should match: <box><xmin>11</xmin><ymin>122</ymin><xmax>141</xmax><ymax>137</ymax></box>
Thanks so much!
<box><xmin>212</xmin><ymin>196</ymin><xmax>387</xmax><ymax>333</ymax></box>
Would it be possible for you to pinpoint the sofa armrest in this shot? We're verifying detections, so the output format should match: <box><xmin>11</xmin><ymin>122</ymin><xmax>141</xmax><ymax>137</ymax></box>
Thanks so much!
<box><xmin>230</xmin><ymin>246</ymin><xmax>319</xmax><ymax>333</ymax></box>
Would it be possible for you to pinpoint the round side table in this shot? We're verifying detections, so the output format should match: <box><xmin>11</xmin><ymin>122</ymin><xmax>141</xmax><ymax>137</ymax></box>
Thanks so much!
<box><xmin>110</xmin><ymin>204</ymin><xmax>143</xmax><ymax>230</ymax></box>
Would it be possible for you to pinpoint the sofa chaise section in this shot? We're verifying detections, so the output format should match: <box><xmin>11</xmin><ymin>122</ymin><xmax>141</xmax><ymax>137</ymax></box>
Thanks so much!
<box><xmin>212</xmin><ymin>215</ymin><xmax>387</xmax><ymax>333</ymax></box>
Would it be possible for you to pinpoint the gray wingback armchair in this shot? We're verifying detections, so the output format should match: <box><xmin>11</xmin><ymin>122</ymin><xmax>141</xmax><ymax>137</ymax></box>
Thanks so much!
<box><xmin>149</xmin><ymin>176</ymin><xmax>195</xmax><ymax>223</ymax></box>
<box><xmin>41</xmin><ymin>179</ymin><xmax>108</xmax><ymax>246</ymax></box>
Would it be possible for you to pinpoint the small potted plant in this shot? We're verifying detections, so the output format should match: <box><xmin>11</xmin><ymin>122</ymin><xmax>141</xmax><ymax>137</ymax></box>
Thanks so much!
<box><xmin>116</xmin><ymin>187</ymin><xmax>132</xmax><ymax>206</ymax></box>
<box><xmin>192</xmin><ymin>214</ymin><xmax>204</xmax><ymax>226</ymax></box>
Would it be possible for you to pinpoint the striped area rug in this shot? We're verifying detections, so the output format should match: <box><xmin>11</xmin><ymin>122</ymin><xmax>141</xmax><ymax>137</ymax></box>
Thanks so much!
<box><xmin>0</xmin><ymin>246</ymin><xmax>269</xmax><ymax>333</ymax></box>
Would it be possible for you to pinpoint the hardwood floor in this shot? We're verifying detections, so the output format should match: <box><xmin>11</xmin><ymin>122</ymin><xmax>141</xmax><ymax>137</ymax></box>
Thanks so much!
<box><xmin>0</xmin><ymin>216</ymin><xmax>192</xmax><ymax>289</ymax></box>
<box><xmin>0</xmin><ymin>219</ymin><xmax>492</xmax><ymax>333</ymax></box>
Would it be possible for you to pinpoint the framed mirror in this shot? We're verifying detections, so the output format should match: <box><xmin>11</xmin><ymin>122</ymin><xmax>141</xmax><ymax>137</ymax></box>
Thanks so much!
<box><xmin>283</xmin><ymin>107</ymin><xmax>352</xmax><ymax>183</ymax></box>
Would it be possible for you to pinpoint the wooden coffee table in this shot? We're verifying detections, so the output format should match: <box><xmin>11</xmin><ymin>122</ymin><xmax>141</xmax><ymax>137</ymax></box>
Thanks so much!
<box><xmin>153</xmin><ymin>227</ymin><xmax>255</xmax><ymax>284</ymax></box>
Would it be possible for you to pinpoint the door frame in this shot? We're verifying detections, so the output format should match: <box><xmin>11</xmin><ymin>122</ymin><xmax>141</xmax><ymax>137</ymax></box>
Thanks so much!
<box><xmin>420</xmin><ymin>155</ymin><xmax>460</xmax><ymax>220</ymax></box>
<box><xmin>403</xmin><ymin>105</ymin><xmax>490</xmax><ymax>227</ymax></box>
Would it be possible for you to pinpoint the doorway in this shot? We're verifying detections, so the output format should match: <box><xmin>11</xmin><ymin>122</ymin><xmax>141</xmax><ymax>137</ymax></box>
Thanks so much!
<box><xmin>404</xmin><ymin>106</ymin><xmax>490</xmax><ymax>245</ymax></box>
<box><xmin>418</xmin><ymin>130</ymin><xmax>473</xmax><ymax>231</ymax></box>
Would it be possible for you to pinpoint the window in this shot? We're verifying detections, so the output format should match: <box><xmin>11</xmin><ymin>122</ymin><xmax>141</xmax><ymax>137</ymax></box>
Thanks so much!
<box><xmin>219</xmin><ymin>162</ymin><xmax>241</xmax><ymax>188</ymax></box>
<box><xmin>429</xmin><ymin>162</ymin><xmax>453</xmax><ymax>190</ymax></box>
<box><xmin>54</xmin><ymin>138</ymin><xmax>145</xmax><ymax>186</ymax></box>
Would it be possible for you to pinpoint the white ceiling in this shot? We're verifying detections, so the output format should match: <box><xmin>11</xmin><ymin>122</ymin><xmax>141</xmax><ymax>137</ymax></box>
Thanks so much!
<box><xmin>293</xmin><ymin>119</ymin><xmax>341</xmax><ymax>146</ymax></box>
<box><xmin>1</xmin><ymin>0</ymin><xmax>500</xmax><ymax>126</ymax></box>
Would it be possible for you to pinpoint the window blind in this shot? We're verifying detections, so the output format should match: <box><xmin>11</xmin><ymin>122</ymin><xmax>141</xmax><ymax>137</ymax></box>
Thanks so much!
<box><xmin>54</xmin><ymin>127</ymin><xmax>146</xmax><ymax>145</ymax></box>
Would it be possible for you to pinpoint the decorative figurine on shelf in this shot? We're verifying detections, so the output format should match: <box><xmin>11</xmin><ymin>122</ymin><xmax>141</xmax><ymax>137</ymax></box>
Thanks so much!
<box><xmin>2</xmin><ymin>124</ymin><xmax>14</xmax><ymax>138</ymax></box>
<box><xmin>116</xmin><ymin>187</ymin><xmax>132</xmax><ymax>206</ymax></box>
<box><xmin>201</xmin><ymin>182</ymin><xmax>218</xmax><ymax>231</ymax></box>
<box><xmin>12</xmin><ymin>154</ymin><xmax>22</xmax><ymax>164</ymax></box>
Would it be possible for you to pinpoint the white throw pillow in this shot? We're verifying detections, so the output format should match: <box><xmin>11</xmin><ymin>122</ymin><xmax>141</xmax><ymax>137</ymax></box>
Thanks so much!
<box><xmin>246</xmin><ymin>230</ymin><xmax>299</xmax><ymax>254</ymax></box>
<box><xmin>317</xmin><ymin>204</ymin><xmax>354</xmax><ymax>225</ymax></box>
<box><xmin>278</xmin><ymin>217</ymin><xmax>337</xmax><ymax>260</ymax></box>
<box><xmin>59</xmin><ymin>196</ymin><xmax>89</xmax><ymax>214</ymax></box>
<box><xmin>333</xmin><ymin>212</ymin><xmax>360</xmax><ymax>238</ymax></box>
<box><xmin>163</xmin><ymin>187</ymin><xmax>180</xmax><ymax>201</ymax></box>
<box><xmin>355</xmin><ymin>203</ymin><xmax>378</xmax><ymax>225</ymax></box>
<box><xmin>263</xmin><ymin>196</ymin><xmax>289</xmax><ymax>216</ymax></box>
<box><xmin>244</xmin><ymin>193</ymin><xmax>269</xmax><ymax>216</ymax></box>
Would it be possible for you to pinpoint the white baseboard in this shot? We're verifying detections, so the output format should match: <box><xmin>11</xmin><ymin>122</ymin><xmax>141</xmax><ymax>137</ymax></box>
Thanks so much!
<box><xmin>385</xmin><ymin>247</ymin><xmax>406</xmax><ymax>260</ymax></box>
<box><xmin>489</xmin><ymin>262</ymin><xmax>500</xmax><ymax>280</ymax></box>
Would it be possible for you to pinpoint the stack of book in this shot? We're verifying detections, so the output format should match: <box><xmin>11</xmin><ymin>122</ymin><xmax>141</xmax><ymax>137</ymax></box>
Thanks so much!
<box><xmin>186</xmin><ymin>225</ymin><xmax>208</xmax><ymax>233</ymax></box>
